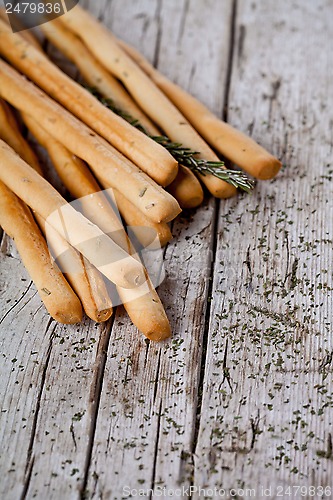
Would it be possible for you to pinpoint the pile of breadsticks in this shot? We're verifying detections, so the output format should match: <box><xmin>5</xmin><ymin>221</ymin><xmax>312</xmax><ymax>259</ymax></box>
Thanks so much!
<box><xmin>0</xmin><ymin>6</ymin><xmax>281</xmax><ymax>341</ymax></box>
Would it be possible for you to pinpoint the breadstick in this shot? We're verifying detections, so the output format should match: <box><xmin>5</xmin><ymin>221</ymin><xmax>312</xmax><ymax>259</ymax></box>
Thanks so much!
<box><xmin>91</xmin><ymin>190</ymin><xmax>171</xmax><ymax>341</ymax></box>
<box><xmin>0</xmin><ymin>99</ymin><xmax>85</xmax><ymax>324</ymax></box>
<box><xmin>21</xmin><ymin>114</ymin><xmax>171</xmax><ymax>339</ymax></box>
<box><xmin>112</xmin><ymin>189</ymin><xmax>172</xmax><ymax>248</ymax></box>
<box><xmin>22</xmin><ymin>113</ymin><xmax>128</xmax><ymax>248</ymax></box>
<box><xmin>22</xmin><ymin>113</ymin><xmax>105</xmax><ymax>197</ymax></box>
<box><xmin>0</xmin><ymin>181</ymin><xmax>82</xmax><ymax>324</ymax></box>
<box><xmin>0</xmin><ymin>139</ymin><xmax>146</xmax><ymax>289</ymax></box>
<box><xmin>116</xmin><ymin>278</ymin><xmax>171</xmax><ymax>342</ymax></box>
<box><xmin>41</xmin><ymin>23</ymin><xmax>203</xmax><ymax>208</ymax></box>
<box><xmin>0</xmin><ymin>8</ymin><xmax>42</xmax><ymax>51</ymax></box>
<box><xmin>22</xmin><ymin>113</ymin><xmax>170</xmax><ymax>246</ymax></box>
<box><xmin>39</xmin><ymin>21</ymin><xmax>207</xmax><ymax>207</ymax></box>
<box><xmin>40</xmin><ymin>20</ymin><xmax>159</xmax><ymax>136</ymax></box>
<box><xmin>58</xmin><ymin>6</ymin><xmax>237</xmax><ymax>198</ymax></box>
<box><xmin>38</xmin><ymin>23</ymin><xmax>204</xmax><ymax>208</ymax></box>
<box><xmin>22</xmin><ymin>112</ymin><xmax>172</xmax><ymax>249</ymax></box>
<box><xmin>0</xmin><ymin>19</ymin><xmax>178</xmax><ymax>186</ymax></box>
<box><xmin>0</xmin><ymin>60</ymin><xmax>181</xmax><ymax>223</ymax></box>
<box><xmin>22</xmin><ymin>116</ymin><xmax>170</xmax><ymax>339</ymax></box>
<box><xmin>39</xmin><ymin>218</ymin><xmax>113</xmax><ymax>323</ymax></box>
<box><xmin>0</xmin><ymin>104</ymin><xmax>113</xmax><ymax>322</ymax></box>
<box><xmin>0</xmin><ymin>98</ymin><xmax>41</xmax><ymax>172</ymax></box>
<box><xmin>167</xmin><ymin>166</ymin><xmax>204</xmax><ymax>209</ymax></box>
<box><xmin>119</xmin><ymin>39</ymin><xmax>282</xmax><ymax>180</ymax></box>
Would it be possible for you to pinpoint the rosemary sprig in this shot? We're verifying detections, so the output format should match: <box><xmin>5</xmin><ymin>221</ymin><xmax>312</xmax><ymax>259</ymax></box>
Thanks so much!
<box><xmin>88</xmin><ymin>87</ymin><xmax>254</xmax><ymax>193</ymax></box>
<box><xmin>152</xmin><ymin>136</ymin><xmax>254</xmax><ymax>192</ymax></box>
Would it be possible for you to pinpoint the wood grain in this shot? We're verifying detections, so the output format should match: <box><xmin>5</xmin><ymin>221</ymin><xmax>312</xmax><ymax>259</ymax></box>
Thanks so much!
<box><xmin>0</xmin><ymin>0</ymin><xmax>332</xmax><ymax>498</ymax></box>
<box><xmin>194</xmin><ymin>0</ymin><xmax>333</xmax><ymax>494</ymax></box>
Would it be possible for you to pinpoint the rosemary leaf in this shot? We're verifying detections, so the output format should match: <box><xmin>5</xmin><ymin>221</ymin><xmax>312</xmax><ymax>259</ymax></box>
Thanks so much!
<box><xmin>87</xmin><ymin>87</ymin><xmax>254</xmax><ymax>193</ymax></box>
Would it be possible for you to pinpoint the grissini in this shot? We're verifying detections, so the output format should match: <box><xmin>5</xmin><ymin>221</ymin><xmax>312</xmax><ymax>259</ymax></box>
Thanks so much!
<box><xmin>0</xmin><ymin>139</ymin><xmax>146</xmax><ymax>289</ymax></box>
<box><xmin>0</xmin><ymin>98</ymin><xmax>41</xmax><ymax>172</ymax></box>
<box><xmin>39</xmin><ymin>20</ymin><xmax>206</xmax><ymax>207</ymax></box>
<box><xmin>40</xmin><ymin>19</ymin><xmax>159</xmax><ymax>136</ymax></box>
<box><xmin>22</xmin><ymin>112</ymin><xmax>132</xmax><ymax>249</ymax></box>
<box><xmin>0</xmin><ymin>8</ymin><xmax>42</xmax><ymax>51</ymax></box>
<box><xmin>0</xmin><ymin>181</ymin><xmax>83</xmax><ymax>324</ymax></box>
<box><xmin>0</xmin><ymin>97</ymin><xmax>84</xmax><ymax>324</ymax></box>
<box><xmin>37</xmin><ymin>24</ymin><xmax>204</xmax><ymax>209</ymax></box>
<box><xmin>0</xmin><ymin>60</ymin><xmax>181</xmax><ymax>223</ymax></box>
<box><xmin>119</xmin><ymin>39</ymin><xmax>282</xmax><ymax>180</ymax></box>
<box><xmin>116</xmin><ymin>279</ymin><xmax>171</xmax><ymax>342</ymax></box>
<box><xmin>22</xmin><ymin>113</ymin><xmax>110</xmax><ymax>201</ymax></box>
<box><xmin>0</xmin><ymin>19</ymin><xmax>178</xmax><ymax>186</ymax></box>
<box><xmin>58</xmin><ymin>6</ymin><xmax>237</xmax><ymax>198</ymax></box>
<box><xmin>112</xmin><ymin>189</ymin><xmax>172</xmax><ymax>249</ymax></box>
<box><xmin>39</xmin><ymin>218</ymin><xmax>113</xmax><ymax>323</ymax></box>
<box><xmin>91</xmin><ymin>188</ymin><xmax>171</xmax><ymax>341</ymax></box>
<box><xmin>167</xmin><ymin>166</ymin><xmax>204</xmax><ymax>209</ymax></box>
<box><xmin>21</xmin><ymin>113</ymin><xmax>172</xmax><ymax>249</ymax></box>
<box><xmin>0</xmin><ymin>104</ymin><xmax>113</xmax><ymax>322</ymax></box>
<box><xmin>21</xmin><ymin>114</ymin><xmax>171</xmax><ymax>340</ymax></box>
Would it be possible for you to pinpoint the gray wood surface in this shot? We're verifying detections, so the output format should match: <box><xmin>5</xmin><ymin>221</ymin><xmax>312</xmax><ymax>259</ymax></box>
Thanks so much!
<box><xmin>1</xmin><ymin>0</ymin><xmax>332</xmax><ymax>498</ymax></box>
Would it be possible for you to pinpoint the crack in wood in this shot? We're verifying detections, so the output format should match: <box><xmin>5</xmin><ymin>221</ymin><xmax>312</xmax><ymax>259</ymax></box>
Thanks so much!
<box><xmin>143</xmin><ymin>339</ymin><xmax>150</xmax><ymax>370</ymax></box>
<box><xmin>20</xmin><ymin>456</ymin><xmax>35</xmax><ymax>500</ymax></box>
<box><xmin>149</xmin><ymin>399</ymin><xmax>163</xmax><ymax>499</ymax></box>
<box><xmin>0</xmin><ymin>281</ymin><xmax>34</xmax><ymax>325</ymax></box>
<box><xmin>181</xmin><ymin>277</ymin><xmax>191</xmax><ymax>316</ymax></box>
<box><xmin>223</xmin><ymin>0</ymin><xmax>238</xmax><ymax>121</ymax></box>
<box><xmin>153</xmin><ymin>0</ymin><xmax>163</xmax><ymax>69</ymax></box>
<box><xmin>153</xmin><ymin>350</ymin><xmax>162</xmax><ymax>405</ymax></box>
<box><xmin>20</xmin><ymin>319</ymin><xmax>56</xmax><ymax>499</ymax></box>
<box><xmin>188</xmin><ymin>62</ymin><xmax>197</xmax><ymax>93</ymax></box>
<box><xmin>264</xmin><ymin>78</ymin><xmax>281</xmax><ymax>121</ymax></box>
<box><xmin>244</xmin><ymin>245</ymin><xmax>253</xmax><ymax>292</ymax></box>
<box><xmin>289</xmin><ymin>257</ymin><xmax>299</xmax><ymax>290</ymax></box>
<box><xmin>283</xmin><ymin>230</ymin><xmax>290</xmax><ymax>285</ymax></box>
<box><xmin>177</xmin><ymin>0</ymin><xmax>190</xmax><ymax>44</ymax></box>
<box><xmin>237</xmin><ymin>24</ymin><xmax>246</xmax><ymax>62</ymax></box>
<box><xmin>79</xmin><ymin>317</ymin><xmax>115</xmax><ymax>499</ymax></box>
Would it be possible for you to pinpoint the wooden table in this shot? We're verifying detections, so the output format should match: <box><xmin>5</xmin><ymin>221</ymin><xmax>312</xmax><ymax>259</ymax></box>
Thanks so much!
<box><xmin>1</xmin><ymin>0</ymin><xmax>333</xmax><ymax>498</ymax></box>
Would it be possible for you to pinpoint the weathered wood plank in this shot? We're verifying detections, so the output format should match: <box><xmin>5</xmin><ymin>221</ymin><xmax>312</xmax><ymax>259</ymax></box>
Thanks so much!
<box><xmin>25</xmin><ymin>320</ymin><xmax>114</xmax><ymax>499</ymax></box>
<box><xmin>0</xmin><ymin>26</ymin><xmax>111</xmax><ymax>500</ymax></box>
<box><xmin>0</xmin><ymin>235</ymin><xmax>112</xmax><ymax>499</ymax></box>
<box><xmin>194</xmin><ymin>0</ymin><xmax>333</xmax><ymax>495</ymax></box>
<box><xmin>0</xmin><ymin>238</ymin><xmax>51</xmax><ymax>499</ymax></box>
<box><xmin>85</xmin><ymin>0</ymin><xmax>234</xmax><ymax>497</ymax></box>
